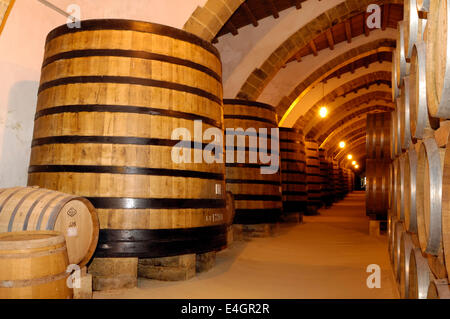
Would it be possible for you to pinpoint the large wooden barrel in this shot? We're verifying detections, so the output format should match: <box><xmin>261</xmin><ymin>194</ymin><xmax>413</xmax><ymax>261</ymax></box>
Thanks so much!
<box><xmin>410</xmin><ymin>41</ymin><xmax>440</xmax><ymax>139</ymax></box>
<box><xmin>365</xmin><ymin>159</ymin><xmax>390</xmax><ymax>217</ymax></box>
<box><xmin>399</xmin><ymin>77</ymin><xmax>413</xmax><ymax>150</ymax></box>
<box><xmin>400</xmin><ymin>231</ymin><xmax>416</xmax><ymax>298</ymax></box>
<box><xmin>396</xmin><ymin>21</ymin><xmax>410</xmax><ymax>88</ymax></box>
<box><xmin>366</xmin><ymin>112</ymin><xmax>391</xmax><ymax>159</ymax></box>
<box><xmin>319</xmin><ymin>149</ymin><xmax>331</xmax><ymax>207</ymax></box>
<box><xmin>28</xmin><ymin>19</ymin><xmax>227</xmax><ymax>258</ymax></box>
<box><xmin>409</xmin><ymin>247</ymin><xmax>435</xmax><ymax>299</ymax></box>
<box><xmin>0</xmin><ymin>231</ymin><xmax>72</xmax><ymax>299</ymax></box>
<box><xmin>416</xmin><ymin>138</ymin><xmax>445</xmax><ymax>255</ymax></box>
<box><xmin>427</xmin><ymin>279</ymin><xmax>450</xmax><ymax>299</ymax></box>
<box><xmin>0</xmin><ymin>187</ymin><xmax>98</xmax><ymax>267</ymax></box>
<box><xmin>279</xmin><ymin>128</ymin><xmax>307</xmax><ymax>214</ymax></box>
<box><xmin>224</xmin><ymin>99</ymin><xmax>282</xmax><ymax>224</ymax></box>
<box><xmin>305</xmin><ymin>140</ymin><xmax>321</xmax><ymax>213</ymax></box>
<box><xmin>404</xmin><ymin>145</ymin><xmax>418</xmax><ymax>233</ymax></box>
<box><xmin>426</xmin><ymin>0</ymin><xmax>450</xmax><ymax>118</ymax></box>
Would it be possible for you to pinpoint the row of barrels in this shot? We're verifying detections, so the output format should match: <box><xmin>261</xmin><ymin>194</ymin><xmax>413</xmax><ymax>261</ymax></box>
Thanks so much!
<box><xmin>387</xmin><ymin>0</ymin><xmax>450</xmax><ymax>298</ymax></box>
<box><xmin>279</xmin><ymin>130</ymin><xmax>354</xmax><ymax>216</ymax></box>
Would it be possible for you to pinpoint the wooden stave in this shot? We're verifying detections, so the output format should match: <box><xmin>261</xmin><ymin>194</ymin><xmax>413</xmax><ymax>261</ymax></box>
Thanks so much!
<box><xmin>409</xmin><ymin>247</ymin><xmax>435</xmax><ymax>299</ymax></box>
<box><xmin>396</xmin><ymin>154</ymin><xmax>406</xmax><ymax>221</ymax></box>
<box><xmin>279</xmin><ymin>128</ymin><xmax>307</xmax><ymax>213</ymax></box>
<box><xmin>410</xmin><ymin>41</ymin><xmax>440</xmax><ymax>139</ymax></box>
<box><xmin>305</xmin><ymin>140</ymin><xmax>322</xmax><ymax>212</ymax></box>
<box><xmin>0</xmin><ymin>231</ymin><xmax>72</xmax><ymax>299</ymax></box>
<box><xmin>427</xmin><ymin>279</ymin><xmax>450</xmax><ymax>299</ymax></box>
<box><xmin>0</xmin><ymin>186</ymin><xmax>98</xmax><ymax>267</ymax></box>
<box><xmin>224</xmin><ymin>100</ymin><xmax>282</xmax><ymax>224</ymax></box>
<box><xmin>416</xmin><ymin>138</ymin><xmax>445</xmax><ymax>255</ymax></box>
<box><xmin>29</xmin><ymin>21</ymin><xmax>227</xmax><ymax>258</ymax></box>
<box><xmin>404</xmin><ymin>145</ymin><xmax>419</xmax><ymax>233</ymax></box>
<box><xmin>400</xmin><ymin>231</ymin><xmax>416</xmax><ymax>298</ymax></box>
<box><xmin>404</xmin><ymin>0</ymin><xmax>420</xmax><ymax>60</ymax></box>
<box><xmin>425</xmin><ymin>0</ymin><xmax>450</xmax><ymax>118</ymax></box>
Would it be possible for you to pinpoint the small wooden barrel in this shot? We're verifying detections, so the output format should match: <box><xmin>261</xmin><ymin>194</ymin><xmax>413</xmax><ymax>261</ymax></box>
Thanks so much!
<box><xmin>426</xmin><ymin>0</ymin><xmax>450</xmax><ymax>118</ymax></box>
<box><xmin>416</xmin><ymin>138</ymin><xmax>445</xmax><ymax>255</ymax></box>
<box><xmin>427</xmin><ymin>279</ymin><xmax>450</xmax><ymax>299</ymax></box>
<box><xmin>396</xmin><ymin>21</ymin><xmax>410</xmax><ymax>88</ymax></box>
<box><xmin>404</xmin><ymin>145</ymin><xmax>418</xmax><ymax>233</ymax></box>
<box><xmin>409</xmin><ymin>247</ymin><xmax>435</xmax><ymax>299</ymax></box>
<box><xmin>366</xmin><ymin>112</ymin><xmax>391</xmax><ymax>159</ymax></box>
<box><xmin>410</xmin><ymin>41</ymin><xmax>440</xmax><ymax>139</ymax></box>
<box><xmin>441</xmin><ymin>138</ymin><xmax>450</xmax><ymax>276</ymax></box>
<box><xmin>396</xmin><ymin>153</ymin><xmax>406</xmax><ymax>221</ymax></box>
<box><xmin>305</xmin><ymin>140</ymin><xmax>321</xmax><ymax>213</ymax></box>
<box><xmin>400</xmin><ymin>231</ymin><xmax>415</xmax><ymax>298</ymax></box>
<box><xmin>279</xmin><ymin>128</ymin><xmax>307</xmax><ymax>214</ymax></box>
<box><xmin>393</xmin><ymin>220</ymin><xmax>405</xmax><ymax>282</ymax></box>
<box><xmin>0</xmin><ymin>186</ymin><xmax>98</xmax><ymax>267</ymax></box>
<box><xmin>365</xmin><ymin>159</ymin><xmax>390</xmax><ymax>217</ymax></box>
<box><xmin>399</xmin><ymin>77</ymin><xmax>413</xmax><ymax>150</ymax></box>
<box><xmin>224</xmin><ymin>99</ymin><xmax>282</xmax><ymax>224</ymax></box>
<box><xmin>404</xmin><ymin>0</ymin><xmax>420</xmax><ymax>59</ymax></box>
<box><xmin>29</xmin><ymin>19</ymin><xmax>227</xmax><ymax>258</ymax></box>
<box><xmin>0</xmin><ymin>231</ymin><xmax>72</xmax><ymax>299</ymax></box>
<box><xmin>319</xmin><ymin>149</ymin><xmax>331</xmax><ymax>206</ymax></box>
<box><xmin>392</xmin><ymin>50</ymin><xmax>400</xmax><ymax>101</ymax></box>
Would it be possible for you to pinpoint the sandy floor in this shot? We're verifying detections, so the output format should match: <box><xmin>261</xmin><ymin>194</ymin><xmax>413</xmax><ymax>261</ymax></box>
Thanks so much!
<box><xmin>94</xmin><ymin>191</ymin><xmax>399</xmax><ymax>299</ymax></box>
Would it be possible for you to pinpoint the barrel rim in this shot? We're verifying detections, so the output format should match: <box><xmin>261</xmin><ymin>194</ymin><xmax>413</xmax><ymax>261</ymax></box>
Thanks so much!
<box><xmin>45</xmin><ymin>19</ymin><xmax>221</xmax><ymax>60</ymax></box>
<box><xmin>223</xmin><ymin>99</ymin><xmax>276</xmax><ymax>112</ymax></box>
<box><xmin>0</xmin><ymin>230</ymin><xmax>65</xmax><ymax>250</ymax></box>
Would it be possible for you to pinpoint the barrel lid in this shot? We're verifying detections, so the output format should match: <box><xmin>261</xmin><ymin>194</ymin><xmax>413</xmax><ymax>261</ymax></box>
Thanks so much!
<box><xmin>45</xmin><ymin>19</ymin><xmax>221</xmax><ymax>60</ymax></box>
<box><xmin>0</xmin><ymin>231</ymin><xmax>65</xmax><ymax>250</ymax></box>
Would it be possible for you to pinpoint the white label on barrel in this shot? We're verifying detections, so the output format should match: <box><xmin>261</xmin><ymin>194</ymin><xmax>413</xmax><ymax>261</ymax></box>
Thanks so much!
<box><xmin>215</xmin><ymin>184</ymin><xmax>222</xmax><ymax>195</ymax></box>
<box><xmin>67</xmin><ymin>226</ymin><xmax>78</xmax><ymax>237</ymax></box>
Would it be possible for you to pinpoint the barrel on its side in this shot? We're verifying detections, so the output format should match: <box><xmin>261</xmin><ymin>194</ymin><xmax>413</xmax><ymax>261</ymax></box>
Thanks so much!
<box><xmin>279</xmin><ymin>128</ymin><xmax>307</xmax><ymax>215</ymax></box>
<box><xmin>28</xmin><ymin>19</ymin><xmax>227</xmax><ymax>258</ymax></box>
<box><xmin>305</xmin><ymin>140</ymin><xmax>321</xmax><ymax>214</ymax></box>
<box><xmin>366</xmin><ymin>112</ymin><xmax>391</xmax><ymax>159</ymax></box>
<box><xmin>409</xmin><ymin>247</ymin><xmax>435</xmax><ymax>299</ymax></box>
<box><xmin>0</xmin><ymin>231</ymin><xmax>72</xmax><ymax>299</ymax></box>
<box><xmin>400</xmin><ymin>231</ymin><xmax>415</xmax><ymax>298</ymax></box>
<box><xmin>365</xmin><ymin>159</ymin><xmax>390</xmax><ymax>218</ymax></box>
<box><xmin>224</xmin><ymin>99</ymin><xmax>282</xmax><ymax>225</ymax></box>
<box><xmin>0</xmin><ymin>186</ymin><xmax>98</xmax><ymax>267</ymax></box>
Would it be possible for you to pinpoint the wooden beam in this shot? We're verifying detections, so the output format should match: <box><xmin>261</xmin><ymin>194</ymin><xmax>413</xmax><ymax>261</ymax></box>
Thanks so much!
<box><xmin>226</xmin><ymin>21</ymin><xmax>238</xmax><ymax>36</ymax></box>
<box><xmin>326</xmin><ymin>29</ymin><xmax>334</xmax><ymax>50</ymax></box>
<box><xmin>381</xmin><ymin>4</ymin><xmax>390</xmax><ymax>31</ymax></box>
<box><xmin>294</xmin><ymin>0</ymin><xmax>302</xmax><ymax>9</ymax></box>
<box><xmin>267</xmin><ymin>0</ymin><xmax>279</xmax><ymax>19</ymax></box>
<box><xmin>242</xmin><ymin>3</ymin><xmax>258</xmax><ymax>27</ymax></box>
<box><xmin>363</xmin><ymin>13</ymin><xmax>370</xmax><ymax>37</ymax></box>
<box><xmin>345</xmin><ymin>20</ymin><xmax>352</xmax><ymax>43</ymax></box>
<box><xmin>310</xmin><ymin>40</ymin><xmax>318</xmax><ymax>56</ymax></box>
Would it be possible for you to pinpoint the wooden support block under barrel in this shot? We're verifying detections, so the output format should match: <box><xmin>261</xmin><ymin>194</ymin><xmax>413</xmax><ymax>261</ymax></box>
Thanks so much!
<box><xmin>88</xmin><ymin>257</ymin><xmax>138</xmax><ymax>291</ymax></box>
<box><xmin>196</xmin><ymin>252</ymin><xmax>216</xmax><ymax>273</ymax></box>
<box><xmin>138</xmin><ymin>254</ymin><xmax>196</xmax><ymax>281</ymax></box>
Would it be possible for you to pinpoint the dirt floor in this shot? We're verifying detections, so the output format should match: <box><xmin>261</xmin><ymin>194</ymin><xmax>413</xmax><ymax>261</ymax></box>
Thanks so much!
<box><xmin>94</xmin><ymin>191</ymin><xmax>399</xmax><ymax>299</ymax></box>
